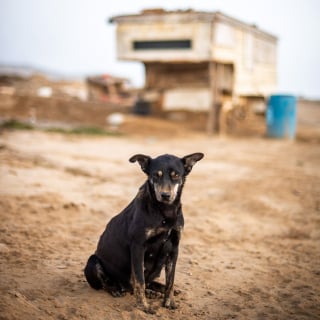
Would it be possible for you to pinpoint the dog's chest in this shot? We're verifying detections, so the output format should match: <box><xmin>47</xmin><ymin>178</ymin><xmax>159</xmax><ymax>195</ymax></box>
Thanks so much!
<box><xmin>145</xmin><ymin>218</ymin><xmax>179</xmax><ymax>241</ymax></box>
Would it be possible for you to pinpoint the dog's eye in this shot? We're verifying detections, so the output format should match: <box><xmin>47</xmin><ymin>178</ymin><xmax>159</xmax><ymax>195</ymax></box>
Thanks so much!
<box><xmin>153</xmin><ymin>171</ymin><xmax>163</xmax><ymax>179</ymax></box>
<box><xmin>170</xmin><ymin>171</ymin><xmax>179</xmax><ymax>179</ymax></box>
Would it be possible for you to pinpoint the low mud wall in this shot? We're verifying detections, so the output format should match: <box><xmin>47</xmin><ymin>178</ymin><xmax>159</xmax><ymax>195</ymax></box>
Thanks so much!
<box><xmin>0</xmin><ymin>93</ymin><xmax>130</xmax><ymax>126</ymax></box>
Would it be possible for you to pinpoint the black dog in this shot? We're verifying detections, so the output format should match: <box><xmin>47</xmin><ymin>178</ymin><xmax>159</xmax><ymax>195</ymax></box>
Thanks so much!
<box><xmin>84</xmin><ymin>152</ymin><xmax>204</xmax><ymax>313</ymax></box>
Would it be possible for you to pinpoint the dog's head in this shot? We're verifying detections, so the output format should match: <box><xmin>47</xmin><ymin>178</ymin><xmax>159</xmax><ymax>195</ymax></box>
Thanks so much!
<box><xmin>129</xmin><ymin>153</ymin><xmax>204</xmax><ymax>204</ymax></box>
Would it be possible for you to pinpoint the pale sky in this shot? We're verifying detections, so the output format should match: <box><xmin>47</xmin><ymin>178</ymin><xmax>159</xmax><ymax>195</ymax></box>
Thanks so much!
<box><xmin>1</xmin><ymin>0</ymin><xmax>320</xmax><ymax>98</ymax></box>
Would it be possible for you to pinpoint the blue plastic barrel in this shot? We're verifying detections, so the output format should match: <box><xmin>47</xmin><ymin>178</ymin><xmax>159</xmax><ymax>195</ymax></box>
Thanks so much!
<box><xmin>266</xmin><ymin>95</ymin><xmax>297</xmax><ymax>139</ymax></box>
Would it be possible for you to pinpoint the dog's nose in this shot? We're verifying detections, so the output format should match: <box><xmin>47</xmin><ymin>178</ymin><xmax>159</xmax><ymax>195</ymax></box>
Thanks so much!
<box><xmin>161</xmin><ymin>192</ymin><xmax>171</xmax><ymax>201</ymax></box>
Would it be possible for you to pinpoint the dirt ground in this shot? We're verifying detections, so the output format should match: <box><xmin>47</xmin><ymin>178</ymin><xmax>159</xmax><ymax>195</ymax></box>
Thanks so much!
<box><xmin>0</xmin><ymin>122</ymin><xmax>319</xmax><ymax>320</ymax></box>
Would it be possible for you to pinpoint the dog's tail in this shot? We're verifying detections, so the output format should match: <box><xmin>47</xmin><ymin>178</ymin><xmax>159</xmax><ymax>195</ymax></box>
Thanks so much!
<box><xmin>84</xmin><ymin>254</ymin><xmax>107</xmax><ymax>290</ymax></box>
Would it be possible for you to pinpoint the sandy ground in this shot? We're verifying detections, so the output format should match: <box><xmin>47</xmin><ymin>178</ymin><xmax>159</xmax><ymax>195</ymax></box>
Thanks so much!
<box><xmin>0</xmin><ymin>125</ymin><xmax>319</xmax><ymax>320</ymax></box>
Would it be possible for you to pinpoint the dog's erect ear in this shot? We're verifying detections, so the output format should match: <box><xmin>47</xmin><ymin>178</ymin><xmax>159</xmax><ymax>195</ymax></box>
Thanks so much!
<box><xmin>181</xmin><ymin>153</ymin><xmax>204</xmax><ymax>175</ymax></box>
<box><xmin>129</xmin><ymin>154</ymin><xmax>152</xmax><ymax>174</ymax></box>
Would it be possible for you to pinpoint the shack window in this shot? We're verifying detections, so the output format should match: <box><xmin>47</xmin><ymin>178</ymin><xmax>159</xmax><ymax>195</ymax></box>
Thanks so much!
<box><xmin>133</xmin><ymin>40</ymin><xmax>192</xmax><ymax>50</ymax></box>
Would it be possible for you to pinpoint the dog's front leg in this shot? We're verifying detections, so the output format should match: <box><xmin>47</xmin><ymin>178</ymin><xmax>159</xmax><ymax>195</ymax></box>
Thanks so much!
<box><xmin>131</xmin><ymin>243</ymin><xmax>155</xmax><ymax>314</ymax></box>
<box><xmin>163</xmin><ymin>252</ymin><xmax>178</xmax><ymax>309</ymax></box>
<box><xmin>163</xmin><ymin>230</ymin><xmax>180</xmax><ymax>309</ymax></box>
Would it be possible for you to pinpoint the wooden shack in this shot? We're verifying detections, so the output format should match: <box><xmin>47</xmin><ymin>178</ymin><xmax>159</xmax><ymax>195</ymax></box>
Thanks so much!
<box><xmin>110</xmin><ymin>9</ymin><xmax>277</xmax><ymax>132</ymax></box>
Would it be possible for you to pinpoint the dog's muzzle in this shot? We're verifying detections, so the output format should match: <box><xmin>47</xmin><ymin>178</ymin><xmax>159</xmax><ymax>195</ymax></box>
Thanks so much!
<box><xmin>153</xmin><ymin>183</ymin><xmax>179</xmax><ymax>204</ymax></box>
<box><xmin>160</xmin><ymin>191</ymin><xmax>171</xmax><ymax>202</ymax></box>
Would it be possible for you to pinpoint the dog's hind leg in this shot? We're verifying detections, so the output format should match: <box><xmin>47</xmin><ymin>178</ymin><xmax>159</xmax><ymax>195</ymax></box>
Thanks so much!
<box><xmin>84</xmin><ymin>254</ymin><xmax>108</xmax><ymax>290</ymax></box>
<box><xmin>147</xmin><ymin>281</ymin><xmax>165</xmax><ymax>293</ymax></box>
<box><xmin>84</xmin><ymin>254</ymin><xmax>128</xmax><ymax>297</ymax></box>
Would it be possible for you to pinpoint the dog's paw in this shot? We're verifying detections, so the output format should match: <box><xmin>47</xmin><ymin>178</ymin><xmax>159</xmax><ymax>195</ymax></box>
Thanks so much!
<box><xmin>110</xmin><ymin>289</ymin><xmax>127</xmax><ymax>298</ymax></box>
<box><xmin>145</xmin><ymin>288</ymin><xmax>163</xmax><ymax>299</ymax></box>
<box><xmin>144</xmin><ymin>306</ymin><xmax>157</xmax><ymax>315</ymax></box>
<box><xmin>163</xmin><ymin>297</ymin><xmax>178</xmax><ymax>310</ymax></box>
<box><xmin>136</xmin><ymin>302</ymin><xmax>157</xmax><ymax>314</ymax></box>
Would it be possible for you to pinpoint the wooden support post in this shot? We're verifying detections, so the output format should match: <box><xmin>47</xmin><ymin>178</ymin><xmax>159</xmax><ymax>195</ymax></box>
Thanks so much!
<box><xmin>207</xmin><ymin>61</ymin><xmax>219</xmax><ymax>135</ymax></box>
